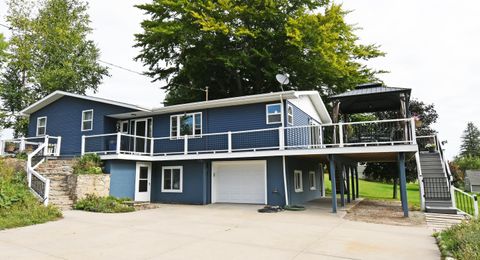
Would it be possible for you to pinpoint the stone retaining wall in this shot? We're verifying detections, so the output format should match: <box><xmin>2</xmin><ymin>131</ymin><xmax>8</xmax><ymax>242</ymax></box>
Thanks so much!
<box><xmin>67</xmin><ymin>174</ymin><xmax>110</xmax><ymax>202</ymax></box>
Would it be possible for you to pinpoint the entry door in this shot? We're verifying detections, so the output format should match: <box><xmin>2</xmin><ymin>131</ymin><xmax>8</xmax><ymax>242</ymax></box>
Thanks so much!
<box><xmin>134</xmin><ymin>119</ymin><xmax>148</xmax><ymax>153</ymax></box>
<box><xmin>135</xmin><ymin>162</ymin><xmax>151</xmax><ymax>201</ymax></box>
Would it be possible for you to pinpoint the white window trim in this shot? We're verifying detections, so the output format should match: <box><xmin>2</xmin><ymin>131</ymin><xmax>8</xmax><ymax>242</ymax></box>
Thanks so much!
<box><xmin>161</xmin><ymin>166</ymin><xmax>183</xmax><ymax>193</ymax></box>
<box><xmin>170</xmin><ymin>112</ymin><xmax>202</xmax><ymax>139</ymax></box>
<box><xmin>309</xmin><ymin>171</ymin><xmax>317</xmax><ymax>190</ymax></box>
<box><xmin>287</xmin><ymin>104</ymin><xmax>294</xmax><ymax>125</ymax></box>
<box><xmin>294</xmin><ymin>170</ymin><xmax>303</xmax><ymax>193</ymax></box>
<box><xmin>81</xmin><ymin>109</ymin><xmax>94</xmax><ymax>131</ymax></box>
<box><xmin>36</xmin><ymin>116</ymin><xmax>47</xmax><ymax>136</ymax></box>
<box><xmin>266</xmin><ymin>103</ymin><xmax>283</xmax><ymax>124</ymax></box>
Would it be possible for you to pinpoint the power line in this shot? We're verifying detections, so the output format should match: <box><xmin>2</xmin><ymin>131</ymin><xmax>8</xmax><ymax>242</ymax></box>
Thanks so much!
<box><xmin>0</xmin><ymin>22</ymin><xmax>148</xmax><ymax>77</ymax></box>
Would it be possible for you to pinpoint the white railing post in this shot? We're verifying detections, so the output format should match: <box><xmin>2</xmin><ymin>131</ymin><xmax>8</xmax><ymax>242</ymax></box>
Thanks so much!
<box><xmin>116</xmin><ymin>132</ymin><xmax>121</xmax><ymax>154</ymax></box>
<box><xmin>150</xmin><ymin>137</ymin><xmax>154</xmax><ymax>156</ymax></box>
<box><xmin>20</xmin><ymin>137</ymin><xmax>26</xmax><ymax>152</ymax></box>
<box><xmin>338</xmin><ymin>123</ymin><xmax>344</xmax><ymax>147</ymax></box>
<box><xmin>56</xmin><ymin>136</ymin><xmax>62</xmax><ymax>156</ymax></box>
<box><xmin>278</xmin><ymin>127</ymin><xmax>285</xmax><ymax>150</ymax></box>
<box><xmin>451</xmin><ymin>186</ymin><xmax>456</xmax><ymax>209</ymax></box>
<box><xmin>410</xmin><ymin>117</ymin><xmax>417</xmax><ymax>144</ymax></box>
<box><xmin>184</xmin><ymin>135</ymin><xmax>188</xmax><ymax>155</ymax></box>
<box><xmin>43</xmin><ymin>135</ymin><xmax>49</xmax><ymax>155</ymax></box>
<box><xmin>228</xmin><ymin>131</ymin><xmax>232</xmax><ymax>153</ymax></box>
<box><xmin>81</xmin><ymin>135</ymin><xmax>86</xmax><ymax>156</ymax></box>
<box><xmin>0</xmin><ymin>140</ymin><xmax>4</xmax><ymax>156</ymax></box>
<box><xmin>43</xmin><ymin>179</ymin><xmax>50</xmax><ymax>206</ymax></box>
<box><xmin>473</xmin><ymin>195</ymin><xmax>478</xmax><ymax>218</ymax></box>
<box><xmin>319</xmin><ymin>126</ymin><xmax>324</xmax><ymax>148</ymax></box>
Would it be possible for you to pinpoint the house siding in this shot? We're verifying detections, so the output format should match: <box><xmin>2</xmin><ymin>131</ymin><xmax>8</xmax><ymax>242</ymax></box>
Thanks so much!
<box><xmin>106</xmin><ymin>160</ymin><xmax>136</xmax><ymax>199</ymax></box>
<box><xmin>286</xmin><ymin>156</ymin><xmax>322</xmax><ymax>205</ymax></box>
<box><xmin>27</xmin><ymin>96</ymin><xmax>135</xmax><ymax>155</ymax></box>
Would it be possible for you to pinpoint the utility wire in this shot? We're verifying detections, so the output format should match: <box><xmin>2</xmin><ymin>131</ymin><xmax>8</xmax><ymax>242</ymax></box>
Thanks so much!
<box><xmin>0</xmin><ymin>22</ymin><xmax>148</xmax><ymax>77</ymax></box>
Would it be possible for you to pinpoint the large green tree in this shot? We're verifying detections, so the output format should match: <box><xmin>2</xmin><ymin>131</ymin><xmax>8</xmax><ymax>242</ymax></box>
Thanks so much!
<box><xmin>459</xmin><ymin>122</ymin><xmax>480</xmax><ymax>158</ymax></box>
<box><xmin>135</xmin><ymin>0</ymin><xmax>384</xmax><ymax>105</ymax></box>
<box><xmin>0</xmin><ymin>0</ymin><xmax>109</xmax><ymax>136</ymax></box>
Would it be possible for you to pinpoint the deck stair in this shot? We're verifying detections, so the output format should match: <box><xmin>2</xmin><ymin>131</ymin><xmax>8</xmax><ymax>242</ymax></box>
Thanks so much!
<box><xmin>420</xmin><ymin>152</ymin><xmax>457</xmax><ymax>214</ymax></box>
<box><xmin>36</xmin><ymin>159</ymin><xmax>76</xmax><ymax>210</ymax></box>
<box><xmin>425</xmin><ymin>212</ymin><xmax>468</xmax><ymax>232</ymax></box>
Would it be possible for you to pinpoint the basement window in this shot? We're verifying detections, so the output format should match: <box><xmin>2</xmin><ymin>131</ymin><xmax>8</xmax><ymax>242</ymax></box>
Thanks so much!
<box><xmin>294</xmin><ymin>170</ymin><xmax>303</xmax><ymax>192</ymax></box>
<box><xmin>162</xmin><ymin>166</ymin><xmax>183</xmax><ymax>193</ymax></box>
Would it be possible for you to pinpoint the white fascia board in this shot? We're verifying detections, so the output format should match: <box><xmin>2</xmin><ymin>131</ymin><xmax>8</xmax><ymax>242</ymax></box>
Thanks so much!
<box><xmin>20</xmin><ymin>90</ymin><xmax>150</xmax><ymax>116</ymax></box>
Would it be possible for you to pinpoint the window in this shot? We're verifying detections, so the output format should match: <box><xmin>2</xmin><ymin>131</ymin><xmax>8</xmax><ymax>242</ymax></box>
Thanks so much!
<box><xmin>294</xmin><ymin>170</ymin><xmax>303</xmax><ymax>192</ymax></box>
<box><xmin>36</xmin><ymin>117</ymin><xmax>47</xmax><ymax>136</ymax></box>
<box><xmin>287</xmin><ymin>104</ymin><xmax>293</xmax><ymax>125</ymax></box>
<box><xmin>170</xmin><ymin>112</ymin><xmax>202</xmax><ymax>138</ymax></box>
<box><xmin>81</xmin><ymin>109</ymin><xmax>94</xmax><ymax>131</ymax></box>
<box><xmin>162</xmin><ymin>166</ymin><xmax>183</xmax><ymax>192</ymax></box>
<box><xmin>266</xmin><ymin>103</ymin><xmax>282</xmax><ymax>124</ymax></box>
<box><xmin>309</xmin><ymin>171</ymin><xmax>317</xmax><ymax>190</ymax></box>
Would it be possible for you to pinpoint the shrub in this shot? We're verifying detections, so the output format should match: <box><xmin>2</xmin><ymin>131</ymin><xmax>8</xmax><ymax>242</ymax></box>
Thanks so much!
<box><xmin>435</xmin><ymin>218</ymin><xmax>480</xmax><ymax>259</ymax></box>
<box><xmin>74</xmin><ymin>194</ymin><xmax>134</xmax><ymax>213</ymax></box>
<box><xmin>0</xmin><ymin>159</ymin><xmax>62</xmax><ymax>230</ymax></box>
<box><xmin>73</xmin><ymin>154</ymin><xmax>103</xmax><ymax>174</ymax></box>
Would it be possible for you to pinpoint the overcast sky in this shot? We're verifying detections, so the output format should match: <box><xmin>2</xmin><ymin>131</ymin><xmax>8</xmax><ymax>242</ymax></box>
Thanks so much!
<box><xmin>1</xmin><ymin>0</ymin><xmax>479</xmax><ymax>159</ymax></box>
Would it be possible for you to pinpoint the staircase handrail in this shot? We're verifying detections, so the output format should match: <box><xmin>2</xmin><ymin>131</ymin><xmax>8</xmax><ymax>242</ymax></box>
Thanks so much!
<box><xmin>435</xmin><ymin>134</ymin><xmax>453</xmax><ymax>182</ymax></box>
<box><xmin>27</xmin><ymin>142</ymin><xmax>50</xmax><ymax>205</ymax></box>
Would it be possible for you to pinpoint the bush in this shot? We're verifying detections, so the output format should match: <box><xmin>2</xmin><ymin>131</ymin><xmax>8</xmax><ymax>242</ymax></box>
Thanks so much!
<box><xmin>73</xmin><ymin>154</ymin><xmax>103</xmax><ymax>174</ymax></box>
<box><xmin>74</xmin><ymin>194</ymin><xmax>134</xmax><ymax>213</ymax></box>
<box><xmin>0</xmin><ymin>159</ymin><xmax>62</xmax><ymax>230</ymax></box>
<box><xmin>435</xmin><ymin>218</ymin><xmax>480</xmax><ymax>259</ymax></box>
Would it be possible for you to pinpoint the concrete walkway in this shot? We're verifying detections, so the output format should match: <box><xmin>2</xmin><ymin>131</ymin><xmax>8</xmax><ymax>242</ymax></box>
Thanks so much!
<box><xmin>0</xmin><ymin>204</ymin><xmax>440</xmax><ymax>259</ymax></box>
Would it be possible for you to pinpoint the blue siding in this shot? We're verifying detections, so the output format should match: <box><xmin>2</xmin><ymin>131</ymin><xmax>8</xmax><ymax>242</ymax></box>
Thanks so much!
<box><xmin>266</xmin><ymin>157</ymin><xmax>287</xmax><ymax>206</ymax></box>
<box><xmin>285</xmin><ymin>101</ymin><xmax>321</xmax><ymax>148</ymax></box>
<box><xmin>286</xmin><ymin>156</ymin><xmax>322</xmax><ymax>205</ymax></box>
<box><xmin>106</xmin><ymin>160</ymin><xmax>136</xmax><ymax>199</ymax></box>
<box><xmin>27</xmin><ymin>96</ymin><xmax>135</xmax><ymax>155</ymax></box>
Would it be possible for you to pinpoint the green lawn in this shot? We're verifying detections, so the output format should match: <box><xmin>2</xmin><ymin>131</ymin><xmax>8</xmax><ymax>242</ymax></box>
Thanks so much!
<box><xmin>323</xmin><ymin>174</ymin><xmax>421</xmax><ymax>210</ymax></box>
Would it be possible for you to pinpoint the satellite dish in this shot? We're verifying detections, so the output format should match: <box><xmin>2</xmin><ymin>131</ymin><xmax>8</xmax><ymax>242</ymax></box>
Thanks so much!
<box><xmin>276</xmin><ymin>74</ymin><xmax>289</xmax><ymax>85</ymax></box>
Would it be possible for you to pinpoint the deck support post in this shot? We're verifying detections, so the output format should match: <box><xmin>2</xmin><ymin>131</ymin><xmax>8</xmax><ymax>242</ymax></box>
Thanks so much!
<box><xmin>346</xmin><ymin>166</ymin><xmax>351</xmax><ymax>203</ymax></box>
<box><xmin>355</xmin><ymin>167</ymin><xmax>359</xmax><ymax>198</ymax></box>
<box><xmin>340</xmin><ymin>164</ymin><xmax>345</xmax><ymax>207</ymax></box>
<box><xmin>398</xmin><ymin>152</ymin><xmax>409</xmax><ymax>217</ymax></box>
<box><xmin>328</xmin><ymin>155</ymin><xmax>337</xmax><ymax>213</ymax></box>
<box><xmin>350</xmin><ymin>166</ymin><xmax>355</xmax><ymax>201</ymax></box>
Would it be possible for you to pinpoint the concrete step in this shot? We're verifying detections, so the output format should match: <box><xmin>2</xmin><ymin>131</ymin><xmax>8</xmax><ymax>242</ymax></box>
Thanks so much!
<box><xmin>426</xmin><ymin>200</ymin><xmax>453</xmax><ymax>208</ymax></box>
<box><xmin>426</xmin><ymin>206</ymin><xmax>458</xmax><ymax>214</ymax></box>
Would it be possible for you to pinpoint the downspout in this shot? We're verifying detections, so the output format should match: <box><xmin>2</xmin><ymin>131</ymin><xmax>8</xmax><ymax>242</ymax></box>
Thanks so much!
<box><xmin>280</xmin><ymin>93</ymin><xmax>289</xmax><ymax>206</ymax></box>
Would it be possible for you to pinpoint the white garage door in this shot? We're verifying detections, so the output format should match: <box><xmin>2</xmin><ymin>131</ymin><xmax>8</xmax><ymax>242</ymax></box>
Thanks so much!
<box><xmin>212</xmin><ymin>161</ymin><xmax>266</xmax><ymax>204</ymax></box>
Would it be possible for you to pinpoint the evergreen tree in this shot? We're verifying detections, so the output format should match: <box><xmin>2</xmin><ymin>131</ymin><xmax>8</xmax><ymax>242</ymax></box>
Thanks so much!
<box><xmin>460</xmin><ymin>122</ymin><xmax>480</xmax><ymax>157</ymax></box>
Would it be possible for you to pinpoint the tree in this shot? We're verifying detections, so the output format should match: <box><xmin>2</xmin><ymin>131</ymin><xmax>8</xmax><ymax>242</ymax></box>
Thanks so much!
<box><xmin>460</xmin><ymin>122</ymin><xmax>480</xmax><ymax>157</ymax></box>
<box><xmin>0</xmin><ymin>34</ymin><xmax>7</xmax><ymax>65</ymax></box>
<box><xmin>0</xmin><ymin>0</ymin><xmax>109</xmax><ymax>136</ymax></box>
<box><xmin>135</xmin><ymin>0</ymin><xmax>385</xmax><ymax>105</ymax></box>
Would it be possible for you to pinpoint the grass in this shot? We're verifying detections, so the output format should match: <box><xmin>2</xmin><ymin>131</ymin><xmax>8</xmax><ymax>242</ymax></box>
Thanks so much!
<box><xmin>74</xmin><ymin>194</ymin><xmax>134</xmax><ymax>213</ymax></box>
<box><xmin>434</xmin><ymin>218</ymin><xmax>480</xmax><ymax>259</ymax></box>
<box><xmin>0</xmin><ymin>159</ymin><xmax>62</xmax><ymax>230</ymax></box>
<box><xmin>323</xmin><ymin>174</ymin><xmax>421</xmax><ymax>210</ymax></box>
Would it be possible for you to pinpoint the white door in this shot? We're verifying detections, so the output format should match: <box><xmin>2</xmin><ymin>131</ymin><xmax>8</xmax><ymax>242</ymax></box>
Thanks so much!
<box><xmin>135</xmin><ymin>162</ymin><xmax>151</xmax><ymax>201</ymax></box>
<box><xmin>212</xmin><ymin>161</ymin><xmax>267</xmax><ymax>204</ymax></box>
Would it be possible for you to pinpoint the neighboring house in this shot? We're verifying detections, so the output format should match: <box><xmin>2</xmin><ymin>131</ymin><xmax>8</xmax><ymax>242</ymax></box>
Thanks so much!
<box><xmin>465</xmin><ymin>170</ymin><xmax>480</xmax><ymax>193</ymax></box>
<box><xmin>13</xmin><ymin>87</ymin><xmax>419</xmax><ymax>211</ymax></box>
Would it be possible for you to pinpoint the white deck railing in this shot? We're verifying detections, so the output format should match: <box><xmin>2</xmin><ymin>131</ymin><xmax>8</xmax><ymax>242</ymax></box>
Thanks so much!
<box><xmin>27</xmin><ymin>143</ymin><xmax>50</xmax><ymax>205</ymax></box>
<box><xmin>82</xmin><ymin>118</ymin><xmax>416</xmax><ymax>157</ymax></box>
<box><xmin>0</xmin><ymin>135</ymin><xmax>61</xmax><ymax>157</ymax></box>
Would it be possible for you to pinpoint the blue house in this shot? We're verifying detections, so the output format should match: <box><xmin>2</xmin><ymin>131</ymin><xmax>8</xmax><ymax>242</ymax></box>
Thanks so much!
<box><xmin>13</xmin><ymin>87</ymin><xmax>425</xmax><ymax>215</ymax></box>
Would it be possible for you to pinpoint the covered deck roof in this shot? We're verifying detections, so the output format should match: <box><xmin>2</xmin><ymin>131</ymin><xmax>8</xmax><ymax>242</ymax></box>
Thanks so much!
<box><xmin>328</xmin><ymin>83</ymin><xmax>412</xmax><ymax>114</ymax></box>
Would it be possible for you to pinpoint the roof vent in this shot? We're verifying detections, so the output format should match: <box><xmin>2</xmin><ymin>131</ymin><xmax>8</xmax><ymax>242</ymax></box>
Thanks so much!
<box><xmin>356</xmin><ymin>82</ymin><xmax>383</xmax><ymax>89</ymax></box>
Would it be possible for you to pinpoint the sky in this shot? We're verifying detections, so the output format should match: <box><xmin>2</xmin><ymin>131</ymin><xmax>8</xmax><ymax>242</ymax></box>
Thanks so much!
<box><xmin>0</xmin><ymin>0</ymin><xmax>479</xmax><ymax>159</ymax></box>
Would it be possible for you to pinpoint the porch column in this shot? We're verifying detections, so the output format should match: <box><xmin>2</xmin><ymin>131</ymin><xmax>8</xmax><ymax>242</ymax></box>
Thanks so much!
<box><xmin>350</xmin><ymin>165</ymin><xmax>355</xmax><ymax>201</ymax></box>
<box><xmin>398</xmin><ymin>152</ymin><xmax>409</xmax><ymax>217</ymax></box>
<box><xmin>329</xmin><ymin>155</ymin><xmax>337</xmax><ymax>213</ymax></box>
<box><xmin>340</xmin><ymin>164</ymin><xmax>345</xmax><ymax>207</ymax></box>
<box><xmin>355</xmin><ymin>167</ymin><xmax>359</xmax><ymax>198</ymax></box>
<box><xmin>346</xmin><ymin>166</ymin><xmax>351</xmax><ymax>203</ymax></box>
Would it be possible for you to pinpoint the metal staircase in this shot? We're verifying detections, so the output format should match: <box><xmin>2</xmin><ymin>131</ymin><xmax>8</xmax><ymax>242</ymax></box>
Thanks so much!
<box><xmin>416</xmin><ymin>135</ymin><xmax>479</xmax><ymax>218</ymax></box>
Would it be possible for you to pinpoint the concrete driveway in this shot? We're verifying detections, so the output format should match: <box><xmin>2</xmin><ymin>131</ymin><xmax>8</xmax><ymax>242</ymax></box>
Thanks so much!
<box><xmin>0</xmin><ymin>204</ymin><xmax>440</xmax><ymax>260</ymax></box>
